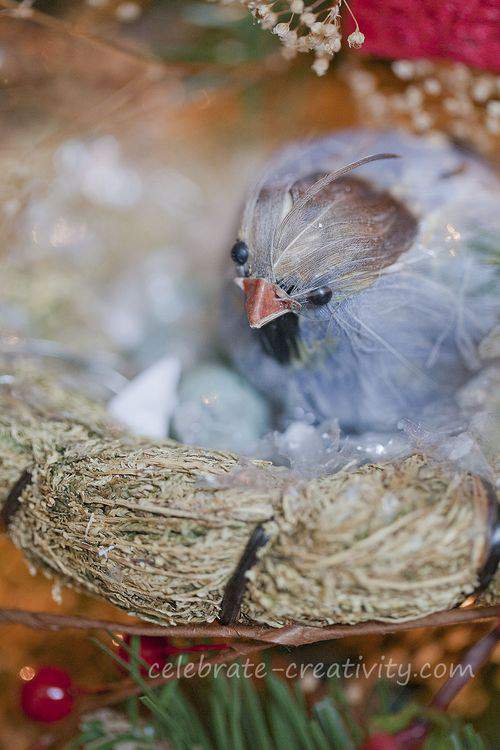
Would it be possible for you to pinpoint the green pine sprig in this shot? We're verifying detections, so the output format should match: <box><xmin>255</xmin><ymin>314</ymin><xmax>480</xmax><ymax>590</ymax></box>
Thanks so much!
<box><xmin>71</xmin><ymin>637</ymin><xmax>488</xmax><ymax>750</ymax></box>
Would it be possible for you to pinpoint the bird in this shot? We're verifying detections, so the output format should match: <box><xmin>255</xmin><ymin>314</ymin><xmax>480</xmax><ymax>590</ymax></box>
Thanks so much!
<box><xmin>220</xmin><ymin>130</ymin><xmax>499</xmax><ymax>435</ymax></box>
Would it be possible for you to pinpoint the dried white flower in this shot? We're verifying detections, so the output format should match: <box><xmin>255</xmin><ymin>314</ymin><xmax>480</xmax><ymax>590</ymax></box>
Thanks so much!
<box><xmin>273</xmin><ymin>22</ymin><xmax>291</xmax><ymax>38</ymax></box>
<box><xmin>300</xmin><ymin>11</ymin><xmax>316</xmax><ymax>26</ymax></box>
<box><xmin>312</xmin><ymin>55</ymin><xmax>331</xmax><ymax>76</ymax></box>
<box><xmin>282</xmin><ymin>29</ymin><xmax>299</xmax><ymax>46</ymax></box>
<box><xmin>296</xmin><ymin>36</ymin><xmax>311</xmax><ymax>52</ymax></box>
<box><xmin>392</xmin><ymin>60</ymin><xmax>415</xmax><ymax>80</ymax></box>
<box><xmin>262</xmin><ymin>13</ymin><xmax>278</xmax><ymax>28</ymax></box>
<box><xmin>326</xmin><ymin>37</ymin><xmax>341</xmax><ymax>54</ymax></box>
<box><xmin>406</xmin><ymin>85</ymin><xmax>424</xmax><ymax>108</ymax></box>
<box><xmin>236</xmin><ymin>0</ymin><xmax>364</xmax><ymax>76</ymax></box>
<box><xmin>472</xmin><ymin>77</ymin><xmax>494</xmax><ymax>103</ymax></box>
<box><xmin>412</xmin><ymin>111</ymin><xmax>433</xmax><ymax>131</ymax></box>
<box><xmin>311</xmin><ymin>21</ymin><xmax>325</xmax><ymax>34</ymax></box>
<box><xmin>348</xmin><ymin>56</ymin><xmax>499</xmax><ymax>153</ymax></box>
<box><xmin>323</xmin><ymin>23</ymin><xmax>340</xmax><ymax>38</ymax></box>
<box><xmin>423</xmin><ymin>78</ymin><xmax>442</xmax><ymax>96</ymax></box>
<box><xmin>347</xmin><ymin>29</ymin><xmax>364</xmax><ymax>48</ymax></box>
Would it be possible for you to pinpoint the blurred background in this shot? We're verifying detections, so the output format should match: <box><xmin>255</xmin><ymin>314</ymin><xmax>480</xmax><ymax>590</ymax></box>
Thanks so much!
<box><xmin>0</xmin><ymin>1</ymin><xmax>498</xmax><ymax>747</ymax></box>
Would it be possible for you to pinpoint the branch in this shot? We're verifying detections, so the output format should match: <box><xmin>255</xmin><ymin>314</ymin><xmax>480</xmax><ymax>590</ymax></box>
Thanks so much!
<box><xmin>394</xmin><ymin>620</ymin><xmax>500</xmax><ymax>747</ymax></box>
<box><xmin>432</xmin><ymin>621</ymin><xmax>500</xmax><ymax>710</ymax></box>
<box><xmin>0</xmin><ymin>0</ymin><xmax>174</xmax><ymax>72</ymax></box>
<box><xmin>0</xmin><ymin>604</ymin><xmax>498</xmax><ymax>645</ymax></box>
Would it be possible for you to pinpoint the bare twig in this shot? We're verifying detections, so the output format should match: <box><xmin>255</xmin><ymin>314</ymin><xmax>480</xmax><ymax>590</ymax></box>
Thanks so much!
<box><xmin>395</xmin><ymin>620</ymin><xmax>500</xmax><ymax>747</ymax></box>
<box><xmin>0</xmin><ymin>604</ymin><xmax>498</xmax><ymax>644</ymax></box>
<box><xmin>0</xmin><ymin>0</ymin><xmax>174</xmax><ymax>72</ymax></box>
<box><xmin>432</xmin><ymin>621</ymin><xmax>500</xmax><ymax>710</ymax></box>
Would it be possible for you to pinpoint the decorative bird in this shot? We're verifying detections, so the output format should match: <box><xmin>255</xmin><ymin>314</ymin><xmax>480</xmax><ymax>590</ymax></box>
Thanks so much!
<box><xmin>220</xmin><ymin>131</ymin><xmax>499</xmax><ymax>434</ymax></box>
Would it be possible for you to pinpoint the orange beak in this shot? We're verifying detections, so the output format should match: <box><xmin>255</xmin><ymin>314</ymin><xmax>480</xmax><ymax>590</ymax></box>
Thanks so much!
<box><xmin>235</xmin><ymin>277</ymin><xmax>300</xmax><ymax>329</ymax></box>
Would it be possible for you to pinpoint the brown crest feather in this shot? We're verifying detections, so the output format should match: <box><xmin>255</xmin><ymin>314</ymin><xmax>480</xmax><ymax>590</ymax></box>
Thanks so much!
<box><xmin>273</xmin><ymin>173</ymin><xmax>418</xmax><ymax>300</ymax></box>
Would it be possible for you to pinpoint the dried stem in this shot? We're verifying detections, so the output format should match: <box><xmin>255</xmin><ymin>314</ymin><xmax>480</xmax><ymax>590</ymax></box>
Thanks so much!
<box><xmin>0</xmin><ymin>0</ymin><xmax>173</xmax><ymax>72</ymax></box>
<box><xmin>0</xmin><ymin>605</ymin><xmax>498</xmax><ymax>645</ymax></box>
<box><xmin>431</xmin><ymin>621</ymin><xmax>500</xmax><ymax>710</ymax></box>
<box><xmin>395</xmin><ymin>620</ymin><xmax>500</xmax><ymax>747</ymax></box>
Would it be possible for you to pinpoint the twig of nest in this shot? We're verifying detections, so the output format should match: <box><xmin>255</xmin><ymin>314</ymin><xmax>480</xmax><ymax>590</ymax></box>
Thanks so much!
<box><xmin>0</xmin><ymin>360</ymin><xmax>498</xmax><ymax>628</ymax></box>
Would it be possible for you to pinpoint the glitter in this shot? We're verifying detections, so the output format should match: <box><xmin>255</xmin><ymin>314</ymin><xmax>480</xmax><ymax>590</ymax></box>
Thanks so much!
<box><xmin>98</xmin><ymin>544</ymin><xmax>115</xmax><ymax>558</ymax></box>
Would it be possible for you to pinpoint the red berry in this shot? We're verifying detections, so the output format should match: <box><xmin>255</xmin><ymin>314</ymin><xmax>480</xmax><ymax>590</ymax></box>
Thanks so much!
<box><xmin>118</xmin><ymin>635</ymin><xmax>229</xmax><ymax>675</ymax></box>
<box><xmin>361</xmin><ymin>733</ymin><xmax>401</xmax><ymax>750</ymax></box>
<box><xmin>118</xmin><ymin>635</ymin><xmax>172</xmax><ymax>675</ymax></box>
<box><xmin>20</xmin><ymin>666</ymin><xmax>74</xmax><ymax>723</ymax></box>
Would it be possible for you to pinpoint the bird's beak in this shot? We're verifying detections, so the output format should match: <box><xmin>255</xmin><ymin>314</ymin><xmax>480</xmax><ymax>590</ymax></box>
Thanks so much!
<box><xmin>235</xmin><ymin>277</ymin><xmax>300</xmax><ymax>329</ymax></box>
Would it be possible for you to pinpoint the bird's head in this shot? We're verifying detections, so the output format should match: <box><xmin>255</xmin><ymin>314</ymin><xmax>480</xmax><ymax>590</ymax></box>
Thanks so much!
<box><xmin>230</xmin><ymin>239</ymin><xmax>333</xmax><ymax>331</ymax></box>
<box><xmin>229</xmin><ymin>237</ymin><xmax>334</xmax><ymax>365</ymax></box>
<box><xmin>230</xmin><ymin>151</ymin><xmax>417</xmax><ymax>361</ymax></box>
<box><xmin>230</xmin><ymin>239</ymin><xmax>300</xmax><ymax>330</ymax></box>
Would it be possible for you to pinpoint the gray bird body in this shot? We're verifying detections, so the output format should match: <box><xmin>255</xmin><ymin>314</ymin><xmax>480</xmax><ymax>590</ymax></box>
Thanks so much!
<box><xmin>221</xmin><ymin>131</ymin><xmax>499</xmax><ymax>433</ymax></box>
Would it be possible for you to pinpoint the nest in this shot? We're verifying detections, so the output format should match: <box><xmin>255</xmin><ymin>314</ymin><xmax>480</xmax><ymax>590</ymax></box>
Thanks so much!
<box><xmin>0</xmin><ymin>361</ymin><xmax>498</xmax><ymax>628</ymax></box>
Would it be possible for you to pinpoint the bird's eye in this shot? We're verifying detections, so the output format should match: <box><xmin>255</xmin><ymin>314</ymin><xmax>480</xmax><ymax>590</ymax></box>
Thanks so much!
<box><xmin>307</xmin><ymin>286</ymin><xmax>332</xmax><ymax>306</ymax></box>
<box><xmin>230</xmin><ymin>240</ymin><xmax>249</xmax><ymax>266</ymax></box>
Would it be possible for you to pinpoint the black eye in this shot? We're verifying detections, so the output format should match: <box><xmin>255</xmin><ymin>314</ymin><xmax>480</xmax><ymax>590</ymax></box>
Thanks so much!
<box><xmin>307</xmin><ymin>286</ymin><xmax>332</xmax><ymax>306</ymax></box>
<box><xmin>231</xmin><ymin>240</ymin><xmax>249</xmax><ymax>266</ymax></box>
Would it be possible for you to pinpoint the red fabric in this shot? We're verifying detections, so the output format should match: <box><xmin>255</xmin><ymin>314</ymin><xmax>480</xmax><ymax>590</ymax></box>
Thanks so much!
<box><xmin>350</xmin><ymin>0</ymin><xmax>500</xmax><ymax>72</ymax></box>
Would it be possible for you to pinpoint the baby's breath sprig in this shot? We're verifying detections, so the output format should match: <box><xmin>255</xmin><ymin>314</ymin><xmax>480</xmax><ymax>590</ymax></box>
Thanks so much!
<box><xmin>227</xmin><ymin>1</ymin><xmax>365</xmax><ymax>75</ymax></box>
